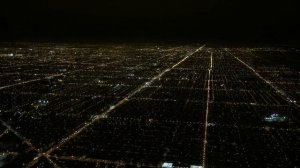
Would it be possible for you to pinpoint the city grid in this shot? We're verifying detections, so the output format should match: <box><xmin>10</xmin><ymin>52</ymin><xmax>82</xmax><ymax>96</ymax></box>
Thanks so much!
<box><xmin>0</xmin><ymin>43</ymin><xmax>299</xmax><ymax>168</ymax></box>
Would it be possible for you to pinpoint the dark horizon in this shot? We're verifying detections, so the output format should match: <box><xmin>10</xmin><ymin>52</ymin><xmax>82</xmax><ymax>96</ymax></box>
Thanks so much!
<box><xmin>1</xmin><ymin>0</ymin><xmax>299</xmax><ymax>44</ymax></box>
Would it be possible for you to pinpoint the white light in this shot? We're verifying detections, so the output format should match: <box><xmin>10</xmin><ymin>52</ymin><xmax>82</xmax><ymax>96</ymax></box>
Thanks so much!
<box><xmin>109</xmin><ymin>105</ymin><xmax>115</xmax><ymax>110</ymax></box>
<box><xmin>162</xmin><ymin>162</ymin><xmax>173</xmax><ymax>168</ymax></box>
<box><xmin>190</xmin><ymin>165</ymin><xmax>203</xmax><ymax>168</ymax></box>
<box><xmin>264</xmin><ymin>113</ymin><xmax>287</xmax><ymax>122</ymax></box>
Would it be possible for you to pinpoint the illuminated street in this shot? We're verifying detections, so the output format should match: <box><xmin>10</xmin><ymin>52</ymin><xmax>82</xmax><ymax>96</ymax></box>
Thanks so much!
<box><xmin>0</xmin><ymin>43</ymin><xmax>299</xmax><ymax>168</ymax></box>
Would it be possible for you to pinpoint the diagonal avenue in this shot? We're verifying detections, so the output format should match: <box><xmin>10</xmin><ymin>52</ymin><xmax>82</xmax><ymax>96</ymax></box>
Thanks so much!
<box><xmin>25</xmin><ymin>45</ymin><xmax>206</xmax><ymax>167</ymax></box>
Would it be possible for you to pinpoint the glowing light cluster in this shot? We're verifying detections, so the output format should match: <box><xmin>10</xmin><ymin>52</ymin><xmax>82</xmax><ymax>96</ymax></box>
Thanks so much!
<box><xmin>264</xmin><ymin>113</ymin><xmax>287</xmax><ymax>122</ymax></box>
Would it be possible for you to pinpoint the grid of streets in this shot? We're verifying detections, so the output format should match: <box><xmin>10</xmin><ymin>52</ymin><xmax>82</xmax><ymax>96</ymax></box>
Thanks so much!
<box><xmin>0</xmin><ymin>43</ymin><xmax>299</xmax><ymax>168</ymax></box>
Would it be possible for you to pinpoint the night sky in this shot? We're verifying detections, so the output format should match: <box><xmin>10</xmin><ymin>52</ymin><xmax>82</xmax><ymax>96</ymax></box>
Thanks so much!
<box><xmin>1</xmin><ymin>0</ymin><xmax>299</xmax><ymax>43</ymax></box>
